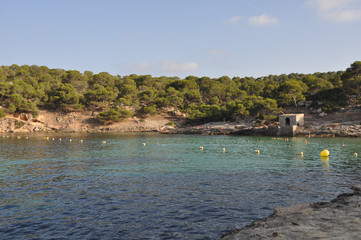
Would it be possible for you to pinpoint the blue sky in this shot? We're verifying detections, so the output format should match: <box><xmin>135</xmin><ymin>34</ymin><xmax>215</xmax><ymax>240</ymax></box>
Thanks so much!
<box><xmin>1</xmin><ymin>0</ymin><xmax>361</xmax><ymax>78</ymax></box>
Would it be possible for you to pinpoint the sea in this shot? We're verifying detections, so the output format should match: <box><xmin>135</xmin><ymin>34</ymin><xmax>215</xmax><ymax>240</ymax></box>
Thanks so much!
<box><xmin>0</xmin><ymin>133</ymin><xmax>360</xmax><ymax>239</ymax></box>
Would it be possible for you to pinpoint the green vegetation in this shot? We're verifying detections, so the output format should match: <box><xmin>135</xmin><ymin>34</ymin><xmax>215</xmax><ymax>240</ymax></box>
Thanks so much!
<box><xmin>0</xmin><ymin>108</ymin><xmax>6</xmax><ymax>118</ymax></box>
<box><xmin>0</xmin><ymin>62</ymin><xmax>358</xmax><ymax>124</ymax></box>
<box><xmin>165</xmin><ymin>121</ymin><xmax>176</xmax><ymax>126</ymax></box>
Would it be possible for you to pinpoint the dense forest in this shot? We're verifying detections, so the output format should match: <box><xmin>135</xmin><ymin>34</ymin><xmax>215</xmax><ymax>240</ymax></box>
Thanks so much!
<box><xmin>0</xmin><ymin>61</ymin><xmax>360</xmax><ymax>124</ymax></box>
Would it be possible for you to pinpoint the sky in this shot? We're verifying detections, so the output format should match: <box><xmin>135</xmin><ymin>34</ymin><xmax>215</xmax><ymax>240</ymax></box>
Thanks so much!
<box><xmin>1</xmin><ymin>0</ymin><xmax>361</xmax><ymax>78</ymax></box>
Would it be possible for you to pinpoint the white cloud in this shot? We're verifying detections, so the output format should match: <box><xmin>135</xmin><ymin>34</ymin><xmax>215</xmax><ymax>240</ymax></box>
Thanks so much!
<box><xmin>224</xmin><ymin>16</ymin><xmax>243</xmax><ymax>24</ymax></box>
<box><xmin>207</xmin><ymin>48</ymin><xmax>229</xmax><ymax>57</ymax></box>
<box><xmin>248</xmin><ymin>14</ymin><xmax>279</xmax><ymax>26</ymax></box>
<box><xmin>326</xmin><ymin>9</ymin><xmax>361</xmax><ymax>22</ymax></box>
<box><xmin>123</xmin><ymin>62</ymin><xmax>152</xmax><ymax>72</ymax></box>
<box><xmin>307</xmin><ymin>0</ymin><xmax>353</xmax><ymax>11</ymax></box>
<box><xmin>135</xmin><ymin>62</ymin><xmax>152</xmax><ymax>71</ymax></box>
<box><xmin>307</xmin><ymin>0</ymin><xmax>361</xmax><ymax>22</ymax></box>
<box><xmin>159</xmin><ymin>61</ymin><xmax>199</xmax><ymax>73</ymax></box>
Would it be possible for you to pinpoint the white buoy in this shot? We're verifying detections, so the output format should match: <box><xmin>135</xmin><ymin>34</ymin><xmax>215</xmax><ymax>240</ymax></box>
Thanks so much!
<box><xmin>102</xmin><ymin>141</ymin><xmax>106</xmax><ymax>144</ymax></box>
<box><xmin>79</xmin><ymin>140</ymin><xmax>83</xmax><ymax>143</ymax></box>
<box><xmin>69</xmin><ymin>139</ymin><xmax>72</xmax><ymax>142</ymax></box>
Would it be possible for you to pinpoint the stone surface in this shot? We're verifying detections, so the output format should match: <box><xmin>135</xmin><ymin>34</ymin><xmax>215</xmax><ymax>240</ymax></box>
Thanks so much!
<box><xmin>221</xmin><ymin>185</ymin><xmax>361</xmax><ymax>240</ymax></box>
<box><xmin>319</xmin><ymin>112</ymin><xmax>327</xmax><ymax>117</ymax></box>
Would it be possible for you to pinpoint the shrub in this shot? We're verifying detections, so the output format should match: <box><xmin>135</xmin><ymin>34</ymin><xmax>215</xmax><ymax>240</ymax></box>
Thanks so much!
<box><xmin>142</xmin><ymin>105</ymin><xmax>157</xmax><ymax>115</ymax></box>
<box><xmin>0</xmin><ymin>108</ymin><xmax>6</xmax><ymax>118</ymax></box>
<box><xmin>97</xmin><ymin>108</ymin><xmax>134</xmax><ymax>124</ymax></box>
<box><xmin>7</xmin><ymin>103</ymin><xmax>16</xmax><ymax>114</ymax></box>
<box><xmin>165</xmin><ymin>121</ymin><xmax>175</xmax><ymax>126</ymax></box>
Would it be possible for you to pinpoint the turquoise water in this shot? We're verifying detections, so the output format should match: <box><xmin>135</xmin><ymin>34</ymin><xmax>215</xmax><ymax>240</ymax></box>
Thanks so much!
<box><xmin>0</xmin><ymin>133</ymin><xmax>360</xmax><ymax>239</ymax></box>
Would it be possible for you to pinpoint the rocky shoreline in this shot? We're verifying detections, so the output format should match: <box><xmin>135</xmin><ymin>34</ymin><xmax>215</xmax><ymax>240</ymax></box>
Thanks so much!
<box><xmin>0</xmin><ymin>106</ymin><xmax>360</xmax><ymax>137</ymax></box>
<box><xmin>166</xmin><ymin>122</ymin><xmax>361</xmax><ymax>137</ymax></box>
<box><xmin>221</xmin><ymin>184</ymin><xmax>361</xmax><ymax>240</ymax></box>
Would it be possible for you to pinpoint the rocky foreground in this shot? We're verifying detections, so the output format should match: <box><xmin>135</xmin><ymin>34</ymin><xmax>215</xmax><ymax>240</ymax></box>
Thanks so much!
<box><xmin>221</xmin><ymin>184</ymin><xmax>361</xmax><ymax>240</ymax></box>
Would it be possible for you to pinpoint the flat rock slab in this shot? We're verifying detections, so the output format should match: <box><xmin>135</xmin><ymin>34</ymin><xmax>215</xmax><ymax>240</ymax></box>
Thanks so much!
<box><xmin>221</xmin><ymin>185</ymin><xmax>361</xmax><ymax>240</ymax></box>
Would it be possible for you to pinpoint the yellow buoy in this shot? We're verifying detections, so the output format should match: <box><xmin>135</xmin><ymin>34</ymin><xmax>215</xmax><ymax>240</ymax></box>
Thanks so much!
<box><xmin>320</xmin><ymin>149</ymin><xmax>329</xmax><ymax>157</ymax></box>
<box><xmin>354</xmin><ymin>153</ymin><xmax>358</xmax><ymax>157</ymax></box>
<box><xmin>222</xmin><ymin>148</ymin><xmax>226</xmax><ymax>152</ymax></box>
<box><xmin>254</xmin><ymin>150</ymin><xmax>260</xmax><ymax>154</ymax></box>
<box><xmin>199</xmin><ymin>146</ymin><xmax>204</xmax><ymax>150</ymax></box>
<box><xmin>300</xmin><ymin>152</ymin><xmax>304</xmax><ymax>157</ymax></box>
<box><xmin>142</xmin><ymin>143</ymin><xmax>146</xmax><ymax>146</ymax></box>
<box><xmin>102</xmin><ymin>141</ymin><xmax>106</xmax><ymax>144</ymax></box>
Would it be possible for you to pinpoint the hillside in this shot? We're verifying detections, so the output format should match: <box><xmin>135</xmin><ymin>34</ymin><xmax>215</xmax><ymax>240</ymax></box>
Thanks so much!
<box><xmin>0</xmin><ymin>62</ymin><xmax>360</xmax><ymax>130</ymax></box>
<box><xmin>1</xmin><ymin>104</ymin><xmax>360</xmax><ymax>136</ymax></box>
<box><xmin>0</xmin><ymin>109</ymin><xmax>185</xmax><ymax>133</ymax></box>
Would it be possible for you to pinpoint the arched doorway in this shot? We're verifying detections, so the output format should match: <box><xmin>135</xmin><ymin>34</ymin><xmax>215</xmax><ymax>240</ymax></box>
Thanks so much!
<box><xmin>285</xmin><ymin>117</ymin><xmax>291</xmax><ymax>126</ymax></box>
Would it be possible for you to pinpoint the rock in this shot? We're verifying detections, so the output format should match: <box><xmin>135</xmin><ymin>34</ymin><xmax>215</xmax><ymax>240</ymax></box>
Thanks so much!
<box><xmin>319</xmin><ymin>112</ymin><xmax>327</xmax><ymax>117</ymax></box>
<box><xmin>18</xmin><ymin>113</ymin><xmax>32</xmax><ymax>121</ymax></box>
<box><xmin>273</xmin><ymin>203</ymin><xmax>310</xmax><ymax>216</ymax></box>
<box><xmin>316</xmin><ymin>108</ymin><xmax>323</xmax><ymax>113</ymax></box>
<box><xmin>351</xmin><ymin>184</ymin><xmax>361</xmax><ymax>194</ymax></box>
<box><xmin>221</xmin><ymin>185</ymin><xmax>361</xmax><ymax>240</ymax></box>
<box><xmin>305</xmin><ymin>101</ymin><xmax>313</xmax><ymax>108</ymax></box>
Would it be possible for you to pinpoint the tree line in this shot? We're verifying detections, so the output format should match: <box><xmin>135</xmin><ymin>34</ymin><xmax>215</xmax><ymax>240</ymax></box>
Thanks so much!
<box><xmin>0</xmin><ymin>61</ymin><xmax>360</xmax><ymax>124</ymax></box>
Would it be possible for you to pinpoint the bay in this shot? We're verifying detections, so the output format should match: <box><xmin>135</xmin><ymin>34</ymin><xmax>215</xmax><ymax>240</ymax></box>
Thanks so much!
<box><xmin>0</xmin><ymin>133</ymin><xmax>360</xmax><ymax>239</ymax></box>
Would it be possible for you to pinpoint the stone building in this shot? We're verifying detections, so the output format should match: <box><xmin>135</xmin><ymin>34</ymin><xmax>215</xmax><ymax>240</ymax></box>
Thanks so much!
<box><xmin>278</xmin><ymin>114</ymin><xmax>304</xmax><ymax>136</ymax></box>
<box><xmin>279</xmin><ymin>114</ymin><xmax>304</xmax><ymax>127</ymax></box>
